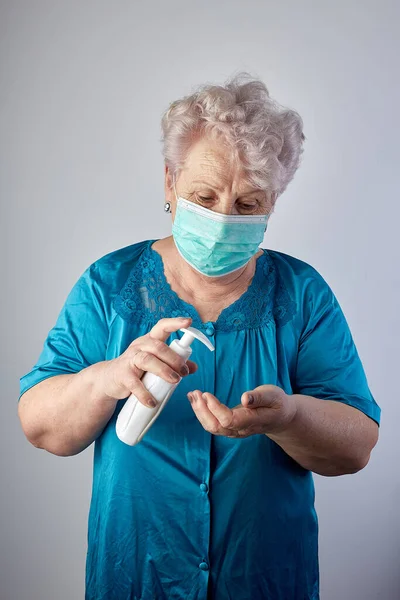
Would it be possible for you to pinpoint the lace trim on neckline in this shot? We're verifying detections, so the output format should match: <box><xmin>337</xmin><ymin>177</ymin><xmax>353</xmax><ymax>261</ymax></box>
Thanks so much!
<box><xmin>113</xmin><ymin>240</ymin><xmax>296</xmax><ymax>332</ymax></box>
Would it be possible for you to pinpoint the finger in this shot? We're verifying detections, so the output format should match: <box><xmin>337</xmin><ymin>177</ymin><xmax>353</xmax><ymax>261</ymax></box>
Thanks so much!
<box><xmin>127</xmin><ymin>377</ymin><xmax>158</xmax><ymax>409</ymax></box>
<box><xmin>201</xmin><ymin>392</ymin><xmax>235</xmax><ymax>429</ymax></box>
<box><xmin>149</xmin><ymin>317</ymin><xmax>193</xmax><ymax>342</ymax></box>
<box><xmin>202</xmin><ymin>393</ymin><xmax>261</xmax><ymax>432</ymax></box>
<box><xmin>137</xmin><ymin>337</ymin><xmax>196</xmax><ymax>378</ymax></box>
<box><xmin>203</xmin><ymin>392</ymin><xmax>261</xmax><ymax>437</ymax></box>
<box><xmin>192</xmin><ymin>392</ymin><xmax>258</xmax><ymax>434</ymax></box>
<box><xmin>129</xmin><ymin>351</ymin><xmax>182</xmax><ymax>385</ymax></box>
<box><xmin>188</xmin><ymin>393</ymin><xmax>252</xmax><ymax>438</ymax></box>
<box><xmin>186</xmin><ymin>360</ymin><xmax>198</xmax><ymax>374</ymax></box>
<box><xmin>230</xmin><ymin>407</ymin><xmax>267</xmax><ymax>436</ymax></box>
<box><xmin>229</xmin><ymin>405</ymin><xmax>261</xmax><ymax>431</ymax></box>
<box><xmin>187</xmin><ymin>390</ymin><xmax>233</xmax><ymax>436</ymax></box>
<box><xmin>241</xmin><ymin>384</ymin><xmax>284</xmax><ymax>409</ymax></box>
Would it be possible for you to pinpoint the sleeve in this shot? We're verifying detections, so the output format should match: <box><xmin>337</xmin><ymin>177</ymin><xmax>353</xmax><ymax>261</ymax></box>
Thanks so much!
<box><xmin>293</xmin><ymin>273</ymin><xmax>381</xmax><ymax>425</ymax></box>
<box><xmin>19</xmin><ymin>263</ymin><xmax>109</xmax><ymax>400</ymax></box>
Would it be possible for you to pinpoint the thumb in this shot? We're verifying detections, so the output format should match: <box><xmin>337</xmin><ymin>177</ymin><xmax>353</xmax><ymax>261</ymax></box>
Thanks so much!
<box><xmin>241</xmin><ymin>384</ymin><xmax>285</xmax><ymax>409</ymax></box>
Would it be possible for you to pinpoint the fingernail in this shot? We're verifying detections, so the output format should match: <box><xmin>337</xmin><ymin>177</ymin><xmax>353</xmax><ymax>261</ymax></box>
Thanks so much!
<box><xmin>171</xmin><ymin>372</ymin><xmax>180</xmax><ymax>382</ymax></box>
<box><xmin>180</xmin><ymin>365</ymin><xmax>190</xmax><ymax>376</ymax></box>
<box><xmin>202</xmin><ymin>393</ymin><xmax>207</xmax><ymax>400</ymax></box>
<box><xmin>148</xmin><ymin>399</ymin><xmax>156</xmax><ymax>408</ymax></box>
<box><xmin>247</xmin><ymin>394</ymin><xmax>254</xmax><ymax>405</ymax></box>
<box><xmin>187</xmin><ymin>392</ymin><xmax>193</xmax><ymax>403</ymax></box>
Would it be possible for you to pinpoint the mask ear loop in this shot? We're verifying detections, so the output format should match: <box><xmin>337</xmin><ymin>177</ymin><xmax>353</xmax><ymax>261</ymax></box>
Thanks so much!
<box><xmin>264</xmin><ymin>190</ymin><xmax>274</xmax><ymax>232</ymax></box>
<box><xmin>263</xmin><ymin>211</ymin><xmax>270</xmax><ymax>232</ymax></box>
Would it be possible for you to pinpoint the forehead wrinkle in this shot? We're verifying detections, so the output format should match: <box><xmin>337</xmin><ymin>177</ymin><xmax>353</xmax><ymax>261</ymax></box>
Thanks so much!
<box><xmin>196</xmin><ymin>157</ymin><xmax>235</xmax><ymax>184</ymax></box>
<box><xmin>199</xmin><ymin>147</ymin><xmax>232</xmax><ymax>166</ymax></box>
<box><xmin>186</xmin><ymin>142</ymin><xmax>256</xmax><ymax>193</ymax></box>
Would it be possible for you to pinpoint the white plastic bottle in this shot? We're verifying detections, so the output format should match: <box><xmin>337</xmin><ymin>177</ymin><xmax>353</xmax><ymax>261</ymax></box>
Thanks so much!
<box><xmin>116</xmin><ymin>327</ymin><xmax>215</xmax><ymax>446</ymax></box>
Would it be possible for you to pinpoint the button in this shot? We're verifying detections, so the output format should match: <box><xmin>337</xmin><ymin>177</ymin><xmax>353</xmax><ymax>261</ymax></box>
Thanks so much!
<box><xmin>200</xmin><ymin>483</ymin><xmax>208</xmax><ymax>492</ymax></box>
<box><xmin>205</xmin><ymin>323</ymin><xmax>214</xmax><ymax>336</ymax></box>
<box><xmin>199</xmin><ymin>561</ymin><xmax>209</xmax><ymax>571</ymax></box>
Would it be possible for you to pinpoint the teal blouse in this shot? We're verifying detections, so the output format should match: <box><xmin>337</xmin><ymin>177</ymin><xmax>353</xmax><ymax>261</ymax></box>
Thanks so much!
<box><xmin>19</xmin><ymin>239</ymin><xmax>381</xmax><ymax>600</ymax></box>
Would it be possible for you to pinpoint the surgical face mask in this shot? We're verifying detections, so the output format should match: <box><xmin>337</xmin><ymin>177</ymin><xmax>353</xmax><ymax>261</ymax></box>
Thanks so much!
<box><xmin>171</xmin><ymin>184</ymin><xmax>269</xmax><ymax>277</ymax></box>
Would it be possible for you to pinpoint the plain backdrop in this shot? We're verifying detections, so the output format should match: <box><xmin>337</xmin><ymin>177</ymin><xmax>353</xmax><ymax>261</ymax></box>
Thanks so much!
<box><xmin>1</xmin><ymin>1</ymin><xmax>399</xmax><ymax>599</ymax></box>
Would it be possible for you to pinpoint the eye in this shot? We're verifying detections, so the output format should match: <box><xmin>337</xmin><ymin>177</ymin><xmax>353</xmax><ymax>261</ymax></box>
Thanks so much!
<box><xmin>197</xmin><ymin>195</ymin><xmax>214</xmax><ymax>203</ymax></box>
<box><xmin>239</xmin><ymin>202</ymin><xmax>258</xmax><ymax>212</ymax></box>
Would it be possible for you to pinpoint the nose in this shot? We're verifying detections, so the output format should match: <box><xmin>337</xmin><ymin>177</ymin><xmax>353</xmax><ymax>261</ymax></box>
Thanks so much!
<box><xmin>214</xmin><ymin>197</ymin><xmax>238</xmax><ymax>215</ymax></box>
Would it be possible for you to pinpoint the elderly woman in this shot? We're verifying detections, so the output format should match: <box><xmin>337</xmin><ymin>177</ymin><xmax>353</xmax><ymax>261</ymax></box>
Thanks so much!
<box><xmin>18</xmin><ymin>73</ymin><xmax>380</xmax><ymax>600</ymax></box>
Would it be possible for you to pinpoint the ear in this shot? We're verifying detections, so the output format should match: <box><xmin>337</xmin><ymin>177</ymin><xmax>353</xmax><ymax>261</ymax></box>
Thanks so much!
<box><xmin>165</xmin><ymin>164</ymin><xmax>173</xmax><ymax>184</ymax></box>
<box><xmin>164</xmin><ymin>164</ymin><xmax>174</xmax><ymax>194</ymax></box>
<box><xmin>164</xmin><ymin>165</ymin><xmax>176</xmax><ymax>212</ymax></box>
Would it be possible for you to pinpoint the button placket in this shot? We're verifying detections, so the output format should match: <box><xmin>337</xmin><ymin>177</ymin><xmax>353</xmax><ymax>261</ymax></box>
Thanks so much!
<box><xmin>204</xmin><ymin>322</ymin><xmax>215</xmax><ymax>338</ymax></box>
<box><xmin>195</xmin><ymin>322</ymin><xmax>215</xmax><ymax>591</ymax></box>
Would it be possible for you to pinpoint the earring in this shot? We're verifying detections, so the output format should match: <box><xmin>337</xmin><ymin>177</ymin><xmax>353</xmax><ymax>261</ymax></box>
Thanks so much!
<box><xmin>164</xmin><ymin>202</ymin><xmax>171</xmax><ymax>213</ymax></box>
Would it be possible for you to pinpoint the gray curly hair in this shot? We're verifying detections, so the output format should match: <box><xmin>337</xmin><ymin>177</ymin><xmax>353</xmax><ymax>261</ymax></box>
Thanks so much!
<box><xmin>160</xmin><ymin>72</ymin><xmax>305</xmax><ymax>201</ymax></box>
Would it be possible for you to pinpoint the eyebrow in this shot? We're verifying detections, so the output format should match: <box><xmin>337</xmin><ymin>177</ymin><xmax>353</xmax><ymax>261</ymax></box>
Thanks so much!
<box><xmin>192</xmin><ymin>179</ymin><xmax>262</xmax><ymax>196</ymax></box>
<box><xmin>192</xmin><ymin>179</ymin><xmax>224</xmax><ymax>191</ymax></box>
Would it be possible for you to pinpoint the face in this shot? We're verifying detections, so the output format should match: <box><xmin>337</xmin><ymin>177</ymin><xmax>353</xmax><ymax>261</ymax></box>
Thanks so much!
<box><xmin>164</xmin><ymin>136</ymin><xmax>275</xmax><ymax>220</ymax></box>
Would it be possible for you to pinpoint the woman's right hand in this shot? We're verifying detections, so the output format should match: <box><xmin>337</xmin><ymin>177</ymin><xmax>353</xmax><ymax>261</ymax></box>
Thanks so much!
<box><xmin>99</xmin><ymin>317</ymin><xmax>198</xmax><ymax>408</ymax></box>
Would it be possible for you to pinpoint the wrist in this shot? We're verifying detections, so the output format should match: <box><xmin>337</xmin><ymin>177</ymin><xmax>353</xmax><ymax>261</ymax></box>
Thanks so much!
<box><xmin>270</xmin><ymin>393</ymin><xmax>312</xmax><ymax>439</ymax></box>
<box><xmin>265</xmin><ymin>392</ymin><xmax>299</xmax><ymax>436</ymax></box>
<box><xmin>80</xmin><ymin>362</ymin><xmax>119</xmax><ymax>407</ymax></box>
<box><xmin>285</xmin><ymin>393</ymin><xmax>300</xmax><ymax>429</ymax></box>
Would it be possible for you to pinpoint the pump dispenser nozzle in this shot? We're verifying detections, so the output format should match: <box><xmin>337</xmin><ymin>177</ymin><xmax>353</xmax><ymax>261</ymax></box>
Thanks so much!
<box><xmin>178</xmin><ymin>327</ymin><xmax>215</xmax><ymax>351</ymax></box>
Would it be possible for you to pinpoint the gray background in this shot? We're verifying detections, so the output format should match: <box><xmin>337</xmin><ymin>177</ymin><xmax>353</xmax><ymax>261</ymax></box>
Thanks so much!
<box><xmin>1</xmin><ymin>1</ymin><xmax>399</xmax><ymax>599</ymax></box>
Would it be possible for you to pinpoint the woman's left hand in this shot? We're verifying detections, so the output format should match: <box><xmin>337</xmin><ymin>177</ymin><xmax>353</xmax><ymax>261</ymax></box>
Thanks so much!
<box><xmin>187</xmin><ymin>385</ymin><xmax>297</xmax><ymax>438</ymax></box>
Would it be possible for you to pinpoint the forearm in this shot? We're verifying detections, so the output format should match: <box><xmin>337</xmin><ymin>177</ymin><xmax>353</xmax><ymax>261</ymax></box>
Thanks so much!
<box><xmin>267</xmin><ymin>394</ymin><xmax>379</xmax><ymax>476</ymax></box>
<box><xmin>18</xmin><ymin>362</ymin><xmax>117</xmax><ymax>457</ymax></box>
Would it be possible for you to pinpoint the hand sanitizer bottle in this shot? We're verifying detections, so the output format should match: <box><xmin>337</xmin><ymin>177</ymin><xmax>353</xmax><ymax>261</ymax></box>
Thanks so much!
<box><xmin>116</xmin><ymin>327</ymin><xmax>215</xmax><ymax>446</ymax></box>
